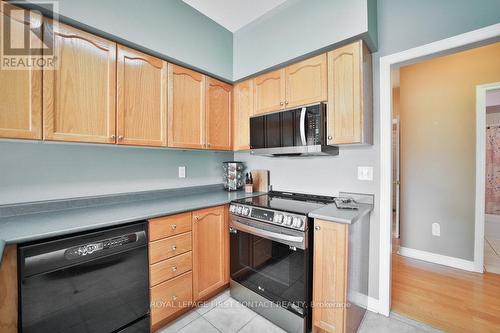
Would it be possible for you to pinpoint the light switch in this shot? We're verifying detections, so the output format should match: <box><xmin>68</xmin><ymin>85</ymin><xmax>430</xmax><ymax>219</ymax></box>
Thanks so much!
<box><xmin>178</xmin><ymin>166</ymin><xmax>186</xmax><ymax>178</ymax></box>
<box><xmin>357</xmin><ymin>166</ymin><xmax>373</xmax><ymax>181</ymax></box>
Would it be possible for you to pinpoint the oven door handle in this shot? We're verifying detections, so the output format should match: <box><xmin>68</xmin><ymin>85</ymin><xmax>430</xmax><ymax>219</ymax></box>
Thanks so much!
<box><xmin>230</xmin><ymin>218</ymin><xmax>305</xmax><ymax>249</ymax></box>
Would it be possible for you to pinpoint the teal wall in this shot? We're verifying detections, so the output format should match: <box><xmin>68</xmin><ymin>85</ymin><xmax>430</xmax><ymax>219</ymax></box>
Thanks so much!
<box><xmin>0</xmin><ymin>141</ymin><xmax>232</xmax><ymax>205</ymax></box>
<box><xmin>232</xmin><ymin>0</ymin><xmax>376</xmax><ymax>80</ymax></box>
<box><xmin>53</xmin><ymin>0</ymin><xmax>233</xmax><ymax>80</ymax></box>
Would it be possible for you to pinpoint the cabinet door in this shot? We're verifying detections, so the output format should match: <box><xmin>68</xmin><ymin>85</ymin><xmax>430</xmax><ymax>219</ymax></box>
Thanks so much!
<box><xmin>327</xmin><ymin>42</ymin><xmax>362</xmax><ymax>145</ymax></box>
<box><xmin>117</xmin><ymin>46</ymin><xmax>167</xmax><ymax>147</ymax></box>
<box><xmin>233</xmin><ymin>79</ymin><xmax>254</xmax><ymax>151</ymax></box>
<box><xmin>43</xmin><ymin>21</ymin><xmax>116</xmax><ymax>143</ymax></box>
<box><xmin>254</xmin><ymin>69</ymin><xmax>285</xmax><ymax>115</ymax></box>
<box><xmin>167</xmin><ymin>64</ymin><xmax>205</xmax><ymax>149</ymax></box>
<box><xmin>206</xmin><ymin>77</ymin><xmax>232</xmax><ymax>150</ymax></box>
<box><xmin>0</xmin><ymin>3</ymin><xmax>42</xmax><ymax>140</ymax></box>
<box><xmin>285</xmin><ymin>54</ymin><xmax>327</xmax><ymax>108</ymax></box>
<box><xmin>312</xmin><ymin>220</ymin><xmax>348</xmax><ymax>333</ymax></box>
<box><xmin>192</xmin><ymin>205</ymin><xmax>229</xmax><ymax>301</ymax></box>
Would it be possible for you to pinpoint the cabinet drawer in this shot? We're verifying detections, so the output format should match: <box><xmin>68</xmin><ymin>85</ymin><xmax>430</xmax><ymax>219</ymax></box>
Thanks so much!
<box><xmin>150</xmin><ymin>251</ymin><xmax>192</xmax><ymax>287</ymax></box>
<box><xmin>150</xmin><ymin>271</ymin><xmax>192</xmax><ymax>327</ymax></box>
<box><xmin>149</xmin><ymin>232</ymin><xmax>192</xmax><ymax>264</ymax></box>
<box><xmin>149</xmin><ymin>212</ymin><xmax>192</xmax><ymax>240</ymax></box>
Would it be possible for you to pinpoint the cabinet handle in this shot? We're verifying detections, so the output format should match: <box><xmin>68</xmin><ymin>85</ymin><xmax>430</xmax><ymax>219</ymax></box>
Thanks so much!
<box><xmin>315</xmin><ymin>226</ymin><xmax>321</xmax><ymax>231</ymax></box>
<box><xmin>172</xmin><ymin>295</ymin><xmax>178</xmax><ymax>301</ymax></box>
<box><xmin>170</xmin><ymin>224</ymin><xmax>177</xmax><ymax>230</ymax></box>
<box><xmin>328</xmin><ymin>136</ymin><xmax>332</xmax><ymax>140</ymax></box>
<box><xmin>193</xmin><ymin>216</ymin><xmax>199</xmax><ymax>221</ymax></box>
<box><xmin>111</xmin><ymin>134</ymin><xmax>116</xmax><ymax>139</ymax></box>
<box><xmin>118</xmin><ymin>135</ymin><xmax>124</xmax><ymax>141</ymax></box>
<box><xmin>280</xmin><ymin>101</ymin><xmax>284</xmax><ymax>106</ymax></box>
<box><xmin>171</xmin><ymin>245</ymin><xmax>177</xmax><ymax>251</ymax></box>
<box><xmin>171</xmin><ymin>266</ymin><xmax>177</xmax><ymax>272</ymax></box>
<box><xmin>285</xmin><ymin>100</ymin><xmax>289</xmax><ymax>105</ymax></box>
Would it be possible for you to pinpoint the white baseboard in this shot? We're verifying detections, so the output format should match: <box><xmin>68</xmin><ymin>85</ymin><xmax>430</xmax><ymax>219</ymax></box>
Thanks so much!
<box><xmin>398</xmin><ymin>246</ymin><xmax>480</xmax><ymax>272</ymax></box>
<box><xmin>486</xmin><ymin>214</ymin><xmax>500</xmax><ymax>223</ymax></box>
<box><xmin>366</xmin><ymin>297</ymin><xmax>380</xmax><ymax>314</ymax></box>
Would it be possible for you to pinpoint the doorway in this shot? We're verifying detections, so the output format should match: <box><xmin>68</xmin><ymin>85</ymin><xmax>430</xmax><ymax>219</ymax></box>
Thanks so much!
<box><xmin>483</xmin><ymin>86</ymin><xmax>500</xmax><ymax>274</ymax></box>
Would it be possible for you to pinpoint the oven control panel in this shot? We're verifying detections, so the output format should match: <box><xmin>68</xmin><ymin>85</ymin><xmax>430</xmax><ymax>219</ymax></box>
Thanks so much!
<box><xmin>229</xmin><ymin>204</ymin><xmax>307</xmax><ymax>231</ymax></box>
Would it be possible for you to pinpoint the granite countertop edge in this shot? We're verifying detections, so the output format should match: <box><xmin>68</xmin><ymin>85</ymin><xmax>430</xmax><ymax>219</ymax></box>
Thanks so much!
<box><xmin>0</xmin><ymin>189</ymin><xmax>265</xmax><ymax>263</ymax></box>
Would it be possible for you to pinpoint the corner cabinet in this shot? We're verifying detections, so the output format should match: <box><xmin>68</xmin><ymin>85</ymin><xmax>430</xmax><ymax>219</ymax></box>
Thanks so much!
<box><xmin>43</xmin><ymin>21</ymin><xmax>117</xmax><ymax>144</ymax></box>
<box><xmin>167</xmin><ymin>64</ymin><xmax>205</xmax><ymax>149</ymax></box>
<box><xmin>206</xmin><ymin>78</ymin><xmax>232</xmax><ymax>150</ymax></box>
<box><xmin>117</xmin><ymin>45</ymin><xmax>168</xmax><ymax>147</ymax></box>
<box><xmin>192</xmin><ymin>205</ymin><xmax>229</xmax><ymax>301</ymax></box>
<box><xmin>233</xmin><ymin>79</ymin><xmax>254</xmax><ymax>150</ymax></box>
<box><xmin>0</xmin><ymin>3</ymin><xmax>42</xmax><ymax>140</ymax></box>
<box><xmin>327</xmin><ymin>41</ymin><xmax>372</xmax><ymax>145</ymax></box>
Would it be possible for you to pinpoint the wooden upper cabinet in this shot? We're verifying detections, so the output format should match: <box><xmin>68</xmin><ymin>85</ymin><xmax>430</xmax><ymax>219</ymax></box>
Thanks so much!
<box><xmin>0</xmin><ymin>3</ymin><xmax>42</xmax><ymax>140</ymax></box>
<box><xmin>285</xmin><ymin>54</ymin><xmax>327</xmax><ymax>108</ymax></box>
<box><xmin>327</xmin><ymin>41</ymin><xmax>372</xmax><ymax>145</ymax></box>
<box><xmin>233</xmin><ymin>79</ymin><xmax>254</xmax><ymax>150</ymax></box>
<box><xmin>117</xmin><ymin>45</ymin><xmax>167</xmax><ymax>147</ymax></box>
<box><xmin>168</xmin><ymin>64</ymin><xmax>205</xmax><ymax>149</ymax></box>
<box><xmin>206</xmin><ymin>77</ymin><xmax>232</xmax><ymax>150</ymax></box>
<box><xmin>43</xmin><ymin>21</ymin><xmax>116</xmax><ymax>143</ymax></box>
<box><xmin>313</xmin><ymin>220</ymin><xmax>348</xmax><ymax>333</ymax></box>
<box><xmin>253</xmin><ymin>69</ymin><xmax>285</xmax><ymax>115</ymax></box>
<box><xmin>192</xmin><ymin>205</ymin><xmax>229</xmax><ymax>301</ymax></box>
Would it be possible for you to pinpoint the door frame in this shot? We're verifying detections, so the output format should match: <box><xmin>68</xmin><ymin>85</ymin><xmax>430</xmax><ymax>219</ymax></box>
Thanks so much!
<box><xmin>378</xmin><ymin>23</ymin><xmax>500</xmax><ymax>316</ymax></box>
<box><xmin>476</xmin><ymin>81</ymin><xmax>500</xmax><ymax>273</ymax></box>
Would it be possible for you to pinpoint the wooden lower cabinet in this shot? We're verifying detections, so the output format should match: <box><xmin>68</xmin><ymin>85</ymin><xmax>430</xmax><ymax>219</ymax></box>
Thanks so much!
<box><xmin>313</xmin><ymin>220</ymin><xmax>348</xmax><ymax>333</ymax></box>
<box><xmin>148</xmin><ymin>205</ymin><xmax>230</xmax><ymax>331</ymax></box>
<box><xmin>150</xmin><ymin>271</ymin><xmax>193</xmax><ymax>328</ymax></box>
<box><xmin>0</xmin><ymin>245</ymin><xmax>17</xmax><ymax>333</ymax></box>
<box><xmin>192</xmin><ymin>205</ymin><xmax>229</xmax><ymax>301</ymax></box>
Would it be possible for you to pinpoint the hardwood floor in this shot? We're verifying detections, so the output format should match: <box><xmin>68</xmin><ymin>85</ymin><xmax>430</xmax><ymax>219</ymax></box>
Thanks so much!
<box><xmin>392</xmin><ymin>253</ymin><xmax>500</xmax><ymax>332</ymax></box>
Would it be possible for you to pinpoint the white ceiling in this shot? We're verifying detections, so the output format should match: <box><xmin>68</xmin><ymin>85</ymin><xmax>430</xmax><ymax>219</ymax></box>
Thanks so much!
<box><xmin>183</xmin><ymin>0</ymin><xmax>287</xmax><ymax>32</ymax></box>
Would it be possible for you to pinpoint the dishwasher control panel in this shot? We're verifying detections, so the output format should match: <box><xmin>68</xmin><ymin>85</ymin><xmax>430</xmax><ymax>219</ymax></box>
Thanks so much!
<box><xmin>65</xmin><ymin>233</ymin><xmax>138</xmax><ymax>259</ymax></box>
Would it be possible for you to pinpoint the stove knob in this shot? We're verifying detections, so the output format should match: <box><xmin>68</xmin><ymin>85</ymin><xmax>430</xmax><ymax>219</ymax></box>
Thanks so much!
<box><xmin>274</xmin><ymin>214</ymin><xmax>284</xmax><ymax>224</ymax></box>
<box><xmin>236</xmin><ymin>206</ymin><xmax>243</xmax><ymax>214</ymax></box>
<box><xmin>284</xmin><ymin>215</ymin><xmax>293</xmax><ymax>226</ymax></box>
<box><xmin>229</xmin><ymin>205</ymin><xmax>236</xmax><ymax>213</ymax></box>
<box><xmin>242</xmin><ymin>207</ymin><xmax>250</xmax><ymax>216</ymax></box>
<box><xmin>293</xmin><ymin>217</ymin><xmax>304</xmax><ymax>229</ymax></box>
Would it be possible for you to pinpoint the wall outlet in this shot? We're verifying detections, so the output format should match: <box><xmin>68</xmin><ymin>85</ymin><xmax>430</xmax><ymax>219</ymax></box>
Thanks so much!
<box><xmin>357</xmin><ymin>166</ymin><xmax>373</xmax><ymax>181</ymax></box>
<box><xmin>432</xmin><ymin>222</ymin><xmax>440</xmax><ymax>236</ymax></box>
<box><xmin>178</xmin><ymin>166</ymin><xmax>186</xmax><ymax>178</ymax></box>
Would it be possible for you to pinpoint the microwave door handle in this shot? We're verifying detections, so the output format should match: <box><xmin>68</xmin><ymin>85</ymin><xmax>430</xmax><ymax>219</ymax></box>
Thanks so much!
<box><xmin>299</xmin><ymin>107</ymin><xmax>307</xmax><ymax>145</ymax></box>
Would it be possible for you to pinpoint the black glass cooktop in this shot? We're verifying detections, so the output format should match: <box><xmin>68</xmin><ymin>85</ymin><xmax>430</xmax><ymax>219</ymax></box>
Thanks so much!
<box><xmin>234</xmin><ymin>191</ymin><xmax>335</xmax><ymax>215</ymax></box>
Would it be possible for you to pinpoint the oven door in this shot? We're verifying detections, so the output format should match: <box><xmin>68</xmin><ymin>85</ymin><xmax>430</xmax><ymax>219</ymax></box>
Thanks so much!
<box><xmin>229</xmin><ymin>215</ymin><xmax>310</xmax><ymax>317</ymax></box>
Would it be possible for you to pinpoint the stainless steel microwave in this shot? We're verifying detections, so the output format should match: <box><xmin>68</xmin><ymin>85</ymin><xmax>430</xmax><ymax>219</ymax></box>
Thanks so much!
<box><xmin>249</xmin><ymin>103</ymin><xmax>339</xmax><ymax>156</ymax></box>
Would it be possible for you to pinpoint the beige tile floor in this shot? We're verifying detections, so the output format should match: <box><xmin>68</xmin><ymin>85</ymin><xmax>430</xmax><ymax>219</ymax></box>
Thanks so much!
<box><xmin>485</xmin><ymin>219</ymin><xmax>500</xmax><ymax>274</ymax></box>
<box><xmin>158</xmin><ymin>290</ymin><xmax>441</xmax><ymax>333</ymax></box>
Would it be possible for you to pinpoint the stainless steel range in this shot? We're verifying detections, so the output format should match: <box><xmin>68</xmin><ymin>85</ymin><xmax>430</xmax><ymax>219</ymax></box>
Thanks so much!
<box><xmin>229</xmin><ymin>191</ymin><xmax>335</xmax><ymax>333</ymax></box>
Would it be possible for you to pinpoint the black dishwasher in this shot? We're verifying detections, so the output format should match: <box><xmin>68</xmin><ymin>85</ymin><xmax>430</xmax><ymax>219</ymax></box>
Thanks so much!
<box><xmin>19</xmin><ymin>222</ymin><xmax>150</xmax><ymax>333</ymax></box>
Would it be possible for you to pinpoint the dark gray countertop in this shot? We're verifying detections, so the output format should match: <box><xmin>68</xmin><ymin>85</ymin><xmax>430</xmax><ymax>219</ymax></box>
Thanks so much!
<box><xmin>0</xmin><ymin>185</ymin><xmax>264</xmax><ymax>262</ymax></box>
<box><xmin>308</xmin><ymin>203</ymin><xmax>373</xmax><ymax>224</ymax></box>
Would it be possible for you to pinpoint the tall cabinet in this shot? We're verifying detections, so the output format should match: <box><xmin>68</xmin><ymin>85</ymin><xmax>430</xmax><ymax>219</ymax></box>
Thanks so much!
<box><xmin>43</xmin><ymin>21</ymin><xmax>117</xmax><ymax>144</ymax></box>
<box><xmin>117</xmin><ymin>46</ymin><xmax>168</xmax><ymax>147</ymax></box>
<box><xmin>327</xmin><ymin>41</ymin><xmax>372</xmax><ymax>145</ymax></box>
<box><xmin>0</xmin><ymin>3</ymin><xmax>42</xmax><ymax>140</ymax></box>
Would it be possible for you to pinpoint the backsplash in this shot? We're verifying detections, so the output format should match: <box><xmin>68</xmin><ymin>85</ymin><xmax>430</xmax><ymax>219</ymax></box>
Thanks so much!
<box><xmin>0</xmin><ymin>141</ymin><xmax>232</xmax><ymax>205</ymax></box>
